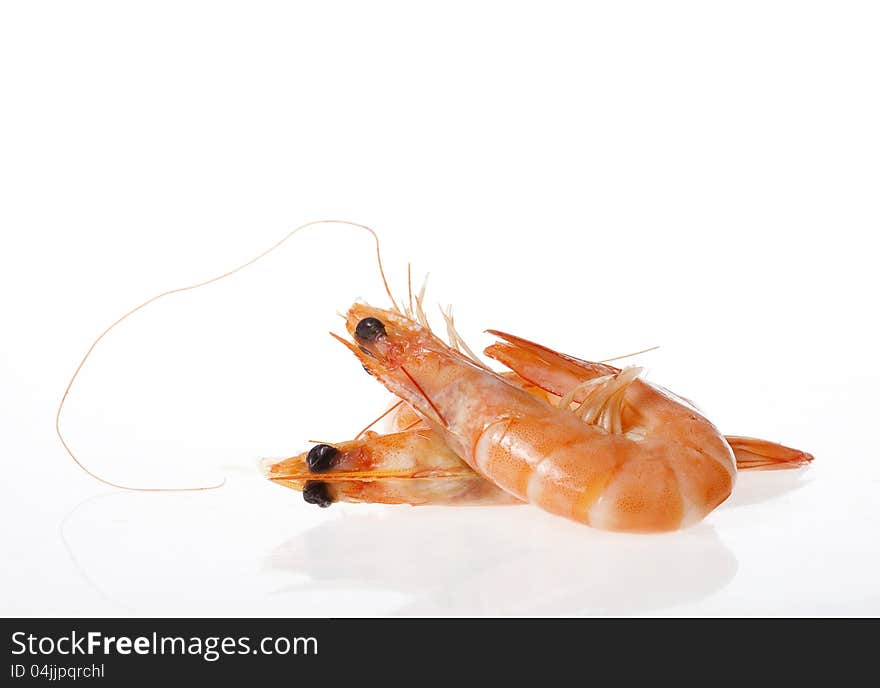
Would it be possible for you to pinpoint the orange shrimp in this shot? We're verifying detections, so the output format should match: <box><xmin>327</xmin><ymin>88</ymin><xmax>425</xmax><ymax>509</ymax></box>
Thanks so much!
<box><xmin>264</xmin><ymin>367</ymin><xmax>811</xmax><ymax>510</ymax></box>
<box><xmin>336</xmin><ymin>304</ymin><xmax>742</xmax><ymax>532</ymax></box>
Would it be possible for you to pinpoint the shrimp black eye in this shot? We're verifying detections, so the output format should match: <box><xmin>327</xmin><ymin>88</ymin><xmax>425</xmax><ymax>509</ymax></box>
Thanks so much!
<box><xmin>354</xmin><ymin>317</ymin><xmax>386</xmax><ymax>342</ymax></box>
<box><xmin>306</xmin><ymin>444</ymin><xmax>339</xmax><ymax>473</ymax></box>
<box><xmin>303</xmin><ymin>481</ymin><xmax>333</xmax><ymax>508</ymax></box>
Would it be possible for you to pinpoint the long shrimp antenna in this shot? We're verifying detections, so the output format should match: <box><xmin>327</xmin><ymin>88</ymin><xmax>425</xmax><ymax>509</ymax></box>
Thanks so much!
<box><xmin>399</xmin><ymin>416</ymin><xmax>426</xmax><ymax>432</ymax></box>
<box><xmin>400</xmin><ymin>365</ymin><xmax>448</xmax><ymax>428</ymax></box>
<box><xmin>599</xmin><ymin>345</ymin><xmax>660</xmax><ymax>363</ymax></box>
<box><xmin>375</xmin><ymin>236</ymin><xmax>400</xmax><ymax>313</ymax></box>
<box><xmin>57</xmin><ymin>219</ymin><xmax>391</xmax><ymax>492</ymax></box>
<box><xmin>354</xmin><ymin>399</ymin><xmax>405</xmax><ymax>439</ymax></box>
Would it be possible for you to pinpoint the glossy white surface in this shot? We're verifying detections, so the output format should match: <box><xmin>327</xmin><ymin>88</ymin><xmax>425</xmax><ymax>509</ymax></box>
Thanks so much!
<box><xmin>2</xmin><ymin>2</ymin><xmax>879</xmax><ymax>616</ymax></box>
<box><xmin>4</xmin><ymin>462</ymin><xmax>880</xmax><ymax>616</ymax></box>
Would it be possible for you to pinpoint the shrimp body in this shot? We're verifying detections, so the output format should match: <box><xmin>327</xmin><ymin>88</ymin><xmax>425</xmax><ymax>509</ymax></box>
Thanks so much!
<box><xmin>342</xmin><ymin>305</ymin><xmax>736</xmax><ymax>532</ymax></box>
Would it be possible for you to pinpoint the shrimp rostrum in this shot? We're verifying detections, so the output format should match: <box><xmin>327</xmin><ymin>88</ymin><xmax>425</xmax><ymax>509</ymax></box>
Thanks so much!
<box><xmin>266</xmin><ymin>302</ymin><xmax>812</xmax><ymax>533</ymax></box>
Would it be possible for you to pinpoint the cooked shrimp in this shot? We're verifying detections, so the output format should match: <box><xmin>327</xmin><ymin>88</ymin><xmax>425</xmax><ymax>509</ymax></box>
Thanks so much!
<box><xmin>266</xmin><ymin>361</ymin><xmax>810</xmax><ymax>510</ymax></box>
<box><xmin>262</xmin><ymin>429</ymin><xmax>519</xmax><ymax>507</ymax></box>
<box><xmin>337</xmin><ymin>304</ymin><xmax>739</xmax><ymax>532</ymax></box>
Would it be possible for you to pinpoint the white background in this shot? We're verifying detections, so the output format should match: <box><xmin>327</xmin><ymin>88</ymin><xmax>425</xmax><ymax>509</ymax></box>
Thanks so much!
<box><xmin>1</xmin><ymin>2</ymin><xmax>878</xmax><ymax>616</ymax></box>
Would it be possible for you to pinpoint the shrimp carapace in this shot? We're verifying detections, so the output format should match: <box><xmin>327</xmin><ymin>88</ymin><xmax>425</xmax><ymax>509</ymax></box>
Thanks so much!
<box><xmin>339</xmin><ymin>304</ymin><xmax>737</xmax><ymax>532</ymax></box>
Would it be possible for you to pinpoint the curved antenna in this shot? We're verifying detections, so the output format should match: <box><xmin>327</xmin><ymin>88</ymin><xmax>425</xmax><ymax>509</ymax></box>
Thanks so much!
<box><xmin>599</xmin><ymin>345</ymin><xmax>660</xmax><ymax>363</ymax></box>
<box><xmin>56</xmin><ymin>219</ymin><xmax>392</xmax><ymax>492</ymax></box>
<box><xmin>353</xmin><ymin>400</ymin><xmax>405</xmax><ymax>440</ymax></box>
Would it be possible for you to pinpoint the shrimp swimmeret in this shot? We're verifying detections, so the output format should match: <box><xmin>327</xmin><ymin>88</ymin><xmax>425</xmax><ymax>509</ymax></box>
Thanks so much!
<box><xmin>264</xmin><ymin>362</ymin><xmax>812</xmax><ymax>513</ymax></box>
<box><xmin>265</xmin><ymin>306</ymin><xmax>813</xmax><ymax>533</ymax></box>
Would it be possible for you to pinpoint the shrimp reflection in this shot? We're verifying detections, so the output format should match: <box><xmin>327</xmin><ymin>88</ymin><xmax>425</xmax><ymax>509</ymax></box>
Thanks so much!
<box><xmin>267</xmin><ymin>505</ymin><xmax>737</xmax><ymax>615</ymax></box>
